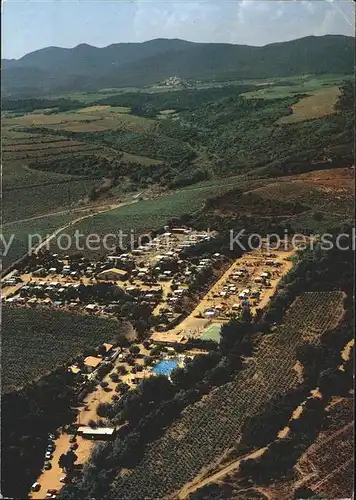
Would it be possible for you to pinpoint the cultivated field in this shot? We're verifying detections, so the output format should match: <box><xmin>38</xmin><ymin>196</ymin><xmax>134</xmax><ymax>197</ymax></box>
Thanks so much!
<box><xmin>278</xmin><ymin>86</ymin><xmax>340</xmax><ymax>123</ymax></box>
<box><xmin>240</xmin><ymin>75</ymin><xmax>347</xmax><ymax>100</ymax></box>
<box><xmin>1</xmin><ymin>213</ymin><xmax>78</xmax><ymax>270</ymax></box>
<box><xmin>300</xmin><ymin>398</ymin><xmax>353</xmax><ymax>499</ymax></box>
<box><xmin>1</xmin><ymin>306</ymin><xmax>121</xmax><ymax>393</ymax></box>
<box><xmin>2</xmin><ymin>106</ymin><xmax>156</xmax><ymax>134</ymax></box>
<box><xmin>109</xmin><ymin>291</ymin><xmax>344</xmax><ymax>499</ymax></box>
<box><xmin>2</xmin><ymin>115</ymin><xmax>161</xmax><ymax>227</ymax></box>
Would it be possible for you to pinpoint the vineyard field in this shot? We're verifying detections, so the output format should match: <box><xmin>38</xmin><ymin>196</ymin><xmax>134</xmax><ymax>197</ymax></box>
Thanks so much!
<box><xmin>2</xmin><ymin>178</ymin><xmax>97</xmax><ymax>225</ymax></box>
<box><xmin>110</xmin><ymin>292</ymin><xmax>344</xmax><ymax>499</ymax></box>
<box><xmin>1</xmin><ymin>306</ymin><xmax>121</xmax><ymax>394</ymax></box>
<box><xmin>1</xmin><ymin>213</ymin><xmax>77</xmax><ymax>271</ymax></box>
<box><xmin>300</xmin><ymin>397</ymin><xmax>354</xmax><ymax>499</ymax></box>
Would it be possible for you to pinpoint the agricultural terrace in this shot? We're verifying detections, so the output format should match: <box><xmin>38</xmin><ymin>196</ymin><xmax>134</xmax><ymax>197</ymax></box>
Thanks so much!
<box><xmin>2</xmin><ymin>104</ymin><xmax>162</xmax><ymax>224</ymax></box>
<box><xmin>1</xmin><ymin>126</ymin><xmax>101</xmax><ymax>223</ymax></box>
<box><xmin>1</xmin><ymin>306</ymin><xmax>121</xmax><ymax>393</ymax></box>
<box><xmin>2</xmin><ymin>174</ymin><xmax>98</xmax><ymax>225</ymax></box>
<box><xmin>278</xmin><ymin>86</ymin><xmax>340</xmax><ymax>124</ymax></box>
<box><xmin>2</xmin><ymin>106</ymin><xmax>155</xmax><ymax>133</ymax></box>
<box><xmin>110</xmin><ymin>291</ymin><xmax>345</xmax><ymax>499</ymax></box>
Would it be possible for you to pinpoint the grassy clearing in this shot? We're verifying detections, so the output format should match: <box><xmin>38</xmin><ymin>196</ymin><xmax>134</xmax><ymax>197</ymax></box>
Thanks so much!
<box><xmin>159</xmin><ymin>109</ymin><xmax>177</xmax><ymax>115</ymax></box>
<box><xmin>48</xmin><ymin>113</ymin><xmax>155</xmax><ymax>133</ymax></box>
<box><xmin>1</xmin><ymin>306</ymin><xmax>120</xmax><ymax>393</ymax></box>
<box><xmin>278</xmin><ymin>86</ymin><xmax>340</xmax><ymax>123</ymax></box>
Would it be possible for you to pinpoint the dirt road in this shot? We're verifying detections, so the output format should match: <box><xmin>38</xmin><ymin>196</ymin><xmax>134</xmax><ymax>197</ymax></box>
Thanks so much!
<box><xmin>178</xmin><ymin>447</ymin><xmax>267</xmax><ymax>499</ymax></box>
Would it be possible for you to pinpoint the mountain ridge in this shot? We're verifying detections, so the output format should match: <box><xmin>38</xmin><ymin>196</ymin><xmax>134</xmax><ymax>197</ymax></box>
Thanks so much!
<box><xmin>2</xmin><ymin>35</ymin><xmax>353</xmax><ymax>96</ymax></box>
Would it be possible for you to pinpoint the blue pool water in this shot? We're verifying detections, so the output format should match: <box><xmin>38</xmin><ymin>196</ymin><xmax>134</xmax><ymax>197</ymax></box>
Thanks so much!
<box><xmin>152</xmin><ymin>359</ymin><xmax>179</xmax><ymax>375</ymax></box>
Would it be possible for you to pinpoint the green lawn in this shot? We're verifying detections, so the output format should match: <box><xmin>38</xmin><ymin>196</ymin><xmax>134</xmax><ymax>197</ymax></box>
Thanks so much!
<box><xmin>200</xmin><ymin>323</ymin><xmax>222</xmax><ymax>342</ymax></box>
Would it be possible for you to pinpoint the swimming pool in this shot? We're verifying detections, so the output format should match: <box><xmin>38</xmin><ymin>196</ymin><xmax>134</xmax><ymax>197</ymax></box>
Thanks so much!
<box><xmin>152</xmin><ymin>359</ymin><xmax>179</xmax><ymax>376</ymax></box>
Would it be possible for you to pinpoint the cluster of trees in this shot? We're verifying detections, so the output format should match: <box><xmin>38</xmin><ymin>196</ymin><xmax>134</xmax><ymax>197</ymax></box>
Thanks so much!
<box><xmin>97</xmin><ymin>84</ymin><xmax>254</xmax><ymax>115</ymax></box>
<box><xmin>21</xmin><ymin>281</ymin><xmax>127</xmax><ymax>303</ymax></box>
<box><xmin>1</xmin><ymin>368</ymin><xmax>79</xmax><ymax>499</ymax></box>
<box><xmin>2</xmin><ymin>97</ymin><xmax>87</xmax><ymax>113</ymax></box>
<box><xmin>29</xmin><ymin>155</ymin><xmax>122</xmax><ymax>179</ymax></box>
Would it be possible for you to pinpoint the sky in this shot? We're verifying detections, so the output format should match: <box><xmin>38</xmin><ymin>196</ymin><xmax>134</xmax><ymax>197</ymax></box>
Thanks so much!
<box><xmin>2</xmin><ymin>0</ymin><xmax>355</xmax><ymax>59</ymax></box>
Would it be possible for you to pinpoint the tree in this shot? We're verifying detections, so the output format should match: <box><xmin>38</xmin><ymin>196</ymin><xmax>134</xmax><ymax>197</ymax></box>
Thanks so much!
<box><xmin>65</xmin><ymin>450</ymin><xmax>78</xmax><ymax>471</ymax></box>
<box><xmin>151</xmin><ymin>346</ymin><xmax>161</xmax><ymax>356</ymax></box>
<box><xmin>129</xmin><ymin>345</ymin><xmax>140</xmax><ymax>356</ymax></box>
<box><xmin>97</xmin><ymin>402</ymin><xmax>112</xmax><ymax>417</ymax></box>
<box><xmin>143</xmin><ymin>339</ymin><xmax>151</xmax><ymax>349</ymax></box>
<box><xmin>109</xmin><ymin>372</ymin><xmax>119</xmax><ymax>383</ymax></box>
<box><xmin>58</xmin><ymin>450</ymin><xmax>77</xmax><ymax>472</ymax></box>
<box><xmin>98</xmin><ymin>345</ymin><xmax>108</xmax><ymax>357</ymax></box>
<box><xmin>143</xmin><ymin>356</ymin><xmax>154</xmax><ymax>366</ymax></box>
<box><xmin>117</xmin><ymin>365</ymin><xmax>128</xmax><ymax>375</ymax></box>
<box><xmin>117</xmin><ymin>382</ymin><xmax>130</xmax><ymax>394</ymax></box>
<box><xmin>58</xmin><ymin>453</ymin><xmax>68</xmax><ymax>471</ymax></box>
<box><xmin>294</xmin><ymin>486</ymin><xmax>320</xmax><ymax>499</ymax></box>
<box><xmin>241</xmin><ymin>307</ymin><xmax>252</xmax><ymax>323</ymax></box>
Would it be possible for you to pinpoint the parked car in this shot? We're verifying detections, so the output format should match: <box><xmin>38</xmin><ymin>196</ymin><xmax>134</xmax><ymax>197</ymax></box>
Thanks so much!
<box><xmin>47</xmin><ymin>444</ymin><xmax>55</xmax><ymax>452</ymax></box>
<box><xmin>48</xmin><ymin>433</ymin><xmax>56</xmax><ymax>440</ymax></box>
<box><xmin>70</xmin><ymin>443</ymin><xmax>78</xmax><ymax>450</ymax></box>
<box><xmin>31</xmin><ymin>482</ymin><xmax>41</xmax><ymax>492</ymax></box>
<box><xmin>47</xmin><ymin>489</ymin><xmax>58</xmax><ymax>495</ymax></box>
<box><xmin>59</xmin><ymin>477</ymin><xmax>66</xmax><ymax>483</ymax></box>
<box><xmin>69</xmin><ymin>436</ymin><xmax>76</xmax><ymax>443</ymax></box>
<box><xmin>45</xmin><ymin>452</ymin><xmax>53</xmax><ymax>460</ymax></box>
<box><xmin>44</xmin><ymin>462</ymin><xmax>52</xmax><ymax>470</ymax></box>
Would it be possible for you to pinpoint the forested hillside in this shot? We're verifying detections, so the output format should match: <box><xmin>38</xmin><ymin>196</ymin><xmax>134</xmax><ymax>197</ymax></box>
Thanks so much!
<box><xmin>3</xmin><ymin>35</ymin><xmax>353</xmax><ymax>95</ymax></box>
